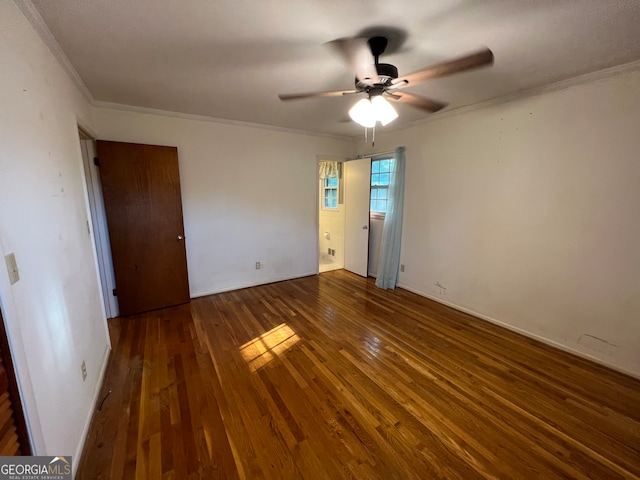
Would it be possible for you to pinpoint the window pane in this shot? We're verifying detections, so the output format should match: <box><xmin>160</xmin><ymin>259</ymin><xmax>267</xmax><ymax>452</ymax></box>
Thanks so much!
<box><xmin>324</xmin><ymin>188</ymin><xmax>337</xmax><ymax>208</ymax></box>
<box><xmin>370</xmin><ymin>158</ymin><xmax>394</xmax><ymax>213</ymax></box>
<box><xmin>326</xmin><ymin>177</ymin><xmax>338</xmax><ymax>187</ymax></box>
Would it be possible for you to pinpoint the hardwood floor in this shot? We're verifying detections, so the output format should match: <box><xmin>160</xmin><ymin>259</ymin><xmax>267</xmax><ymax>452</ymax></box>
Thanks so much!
<box><xmin>77</xmin><ymin>270</ymin><xmax>640</xmax><ymax>479</ymax></box>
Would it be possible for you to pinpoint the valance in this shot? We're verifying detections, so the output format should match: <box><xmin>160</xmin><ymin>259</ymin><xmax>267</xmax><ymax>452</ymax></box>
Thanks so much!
<box><xmin>319</xmin><ymin>161</ymin><xmax>339</xmax><ymax>179</ymax></box>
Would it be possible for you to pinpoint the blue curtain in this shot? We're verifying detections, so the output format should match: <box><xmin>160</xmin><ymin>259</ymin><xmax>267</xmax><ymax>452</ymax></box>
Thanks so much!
<box><xmin>376</xmin><ymin>146</ymin><xmax>405</xmax><ymax>289</ymax></box>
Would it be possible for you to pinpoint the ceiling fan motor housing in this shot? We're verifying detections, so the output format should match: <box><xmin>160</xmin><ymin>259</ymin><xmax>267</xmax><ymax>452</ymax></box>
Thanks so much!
<box><xmin>355</xmin><ymin>36</ymin><xmax>398</xmax><ymax>90</ymax></box>
<box><xmin>356</xmin><ymin>63</ymin><xmax>398</xmax><ymax>90</ymax></box>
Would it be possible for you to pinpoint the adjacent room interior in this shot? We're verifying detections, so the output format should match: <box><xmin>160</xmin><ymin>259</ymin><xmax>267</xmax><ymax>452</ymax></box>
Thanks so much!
<box><xmin>1</xmin><ymin>0</ymin><xmax>639</xmax><ymax>478</ymax></box>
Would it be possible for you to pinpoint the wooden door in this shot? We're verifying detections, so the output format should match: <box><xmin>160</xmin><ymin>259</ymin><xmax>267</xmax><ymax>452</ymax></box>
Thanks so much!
<box><xmin>0</xmin><ymin>308</ymin><xmax>31</xmax><ymax>455</ymax></box>
<box><xmin>97</xmin><ymin>141</ymin><xmax>190</xmax><ymax>316</ymax></box>
<box><xmin>344</xmin><ymin>158</ymin><xmax>371</xmax><ymax>277</ymax></box>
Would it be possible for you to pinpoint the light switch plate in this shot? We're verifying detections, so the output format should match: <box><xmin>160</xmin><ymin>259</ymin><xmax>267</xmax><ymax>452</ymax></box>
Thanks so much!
<box><xmin>5</xmin><ymin>253</ymin><xmax>19</xmax><ymax>285</ymax></box>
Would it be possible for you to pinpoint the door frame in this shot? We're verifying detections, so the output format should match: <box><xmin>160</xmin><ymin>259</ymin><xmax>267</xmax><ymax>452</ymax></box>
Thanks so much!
<box><xmin>79</xmin><ymin>131</ymin><xmax>119</xmax><ymax>318</ymax></box>
<box><xmin>0</xmin><ymin>305</ymin><xmax>31</xmax><ymax>455</ymax></box>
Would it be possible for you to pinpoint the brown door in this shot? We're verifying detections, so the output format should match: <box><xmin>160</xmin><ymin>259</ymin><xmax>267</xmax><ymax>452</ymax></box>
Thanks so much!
<box><xmin>97</xmin><ymin>141</ymin><xmax>190</xmax><ymax>316</ymax></box>
<box><xmin>0</xmin><ymin>308</ymin><xmax>31</xmax><ymax>455</ymax></box>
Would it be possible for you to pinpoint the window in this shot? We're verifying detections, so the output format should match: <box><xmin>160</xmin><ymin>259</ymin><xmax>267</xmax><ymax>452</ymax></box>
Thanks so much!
<box><xmin>370</xmin><ymin>157</ymin><xmax>393</xmax><ymax>214</ymax></box>
<box><xmin>323</xmin><ymin>176</ymin><xmax>339</xmax><ymax>209</ymax></box>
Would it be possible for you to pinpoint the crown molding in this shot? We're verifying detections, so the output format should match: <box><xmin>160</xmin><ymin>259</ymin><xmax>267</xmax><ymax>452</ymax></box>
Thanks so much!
<box><xmin>14</xmin><ymin>0</ymin><xmax>94</xmax><ymax>102</ymax></box>
<box><xmin>18</xmin><ymin>0</ymin><xmax>638</xmax><ymax>143</ymax></box>
<box><xmin>92</xmin><ymin>101</ymin><xmax>354</xmax><ymax>141</ymax></box>
<box><xmin>378</xmin><ymin>58</ymin><xmax>640</xmax><ymax>136</ymax></box>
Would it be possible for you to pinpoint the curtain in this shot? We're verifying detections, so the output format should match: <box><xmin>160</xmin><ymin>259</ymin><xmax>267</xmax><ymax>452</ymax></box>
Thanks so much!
<box><xmin>376</xmin><ymin>146</ymin><xmax>406</xmax><ymax>290</ymax></box>
<box><xmin>319</xmin><ymin>160</ymin><xmax>339</xmax><ymax>179</ymax></box>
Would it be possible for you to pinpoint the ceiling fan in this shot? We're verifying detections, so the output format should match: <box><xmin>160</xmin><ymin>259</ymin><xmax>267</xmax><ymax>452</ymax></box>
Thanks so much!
<box><xmin>278</xmin><ymin>36</ymin><xmax>494</xmax><ymax>127</ymax></box>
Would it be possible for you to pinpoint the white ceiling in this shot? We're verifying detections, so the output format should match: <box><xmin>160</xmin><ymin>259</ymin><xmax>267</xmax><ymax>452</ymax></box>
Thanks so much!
<box><xmin>27</xmin><ymin>0</ymin><xmax>640</xmax><ymax>137</ymax></box>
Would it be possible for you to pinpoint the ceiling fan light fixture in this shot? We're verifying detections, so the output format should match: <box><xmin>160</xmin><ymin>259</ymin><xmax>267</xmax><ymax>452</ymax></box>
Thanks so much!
<box><xmin>371</xmin><ymin>96</ymin><xmax>398</xmax><ymax>126</ymax></box>
<box><xmin>349</xmin><ymin>96</ymin><xmax>398</xmax><ymax>128</ymax></box>
<box><xmin>349</xmin><ymin>98</ymin><xmax>376</xmax><ymax>128</ymax></box>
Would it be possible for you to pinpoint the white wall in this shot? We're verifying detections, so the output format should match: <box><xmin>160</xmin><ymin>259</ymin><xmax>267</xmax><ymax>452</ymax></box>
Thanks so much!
<box><xmin>93</xmin><ymin>108</ymin><xmax>354</xmax><ymax>296</ymax></box>
<box><xmin>357</xmin><ymin>66</ymin><xmax>640</xmax><ymax>377</ymax></box>
<box><xmin>0</xmin><ymin>0</ymin><xmax>110</xmax><ymax>465</ymax></box>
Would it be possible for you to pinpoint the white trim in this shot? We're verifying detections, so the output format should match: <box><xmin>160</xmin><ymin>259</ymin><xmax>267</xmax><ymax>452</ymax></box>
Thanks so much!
<box><xmin>94</xmin><ymin>102</ymin><xmax>353</xmax><ymax>141</ymax></box>
<box><xmin>72</xmin><ymin>344</ymin><xmax>110</xmax><ymax>478</ymax></box>
<box><xmin>14</xmin><ymin>0</ymin><xmax>353</xmax><ymax>141</ymax></box>
<box><xmin>191</xmin><ymin>272</ymin><xmax>319</xmax><ymax>299</ymax></box>
<box><xmin>14</xmin><ymin>0</ymin><xmax>94</xmax><ymax>102</ymax></box>
<box><xmin>397</xmin><ymin>282</ymin><xmax>640</xmax><ymax>381</ymax></box>
<box><xmin>79</xmin><ymin>138</ymin><xmax>119</xmax><ymax>320</ymax></box>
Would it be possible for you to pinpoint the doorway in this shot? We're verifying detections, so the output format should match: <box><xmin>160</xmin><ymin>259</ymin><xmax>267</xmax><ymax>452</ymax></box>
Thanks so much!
<box><xmin>79</xmin><ymin>132</ymin><xmax>119</xmax><ymax>318</ymax></box>
<box><xmin>317</xmin><ymin>157</ymin><xmax>373</xmax><ymax>277</ymax></box>
<box><xmin>0</xmin><ymin>305</ymin><xmax>31</xmax><ymax>455</ymax></box>
<box><xmin>318</xmin><ymin>160</ymin><xmax>345</xmax><ymax>273</ymax></box>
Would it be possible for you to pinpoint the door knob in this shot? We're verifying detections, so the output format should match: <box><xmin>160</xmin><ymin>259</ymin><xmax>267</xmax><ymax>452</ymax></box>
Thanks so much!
<box><xmin>177</xmin><ymin>234</ymin><xmax>184</xmax><ymax>240</ymax></box>
<box><xmin>362</xmin><ymin>225</ymin><xmax>368</xmax><ymax>230</ymax></box>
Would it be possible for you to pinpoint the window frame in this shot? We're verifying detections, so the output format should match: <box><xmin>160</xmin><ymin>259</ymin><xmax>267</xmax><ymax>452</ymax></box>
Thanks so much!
<box><xmin>370</xmin><ymin>156</ymin><xmax>393</xmax><ymax>217</ymax></box>
<box><xmin>322</xmin><ymin>175</ymin><xmax>339</xmax><ymax>210</ymax></box>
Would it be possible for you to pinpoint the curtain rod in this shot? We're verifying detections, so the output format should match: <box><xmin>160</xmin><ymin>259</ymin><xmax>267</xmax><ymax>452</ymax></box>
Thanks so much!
<box><xmin>354</xmin><ymin>149</ymin><xmax>395</xmax><ymax>159</ymax></box>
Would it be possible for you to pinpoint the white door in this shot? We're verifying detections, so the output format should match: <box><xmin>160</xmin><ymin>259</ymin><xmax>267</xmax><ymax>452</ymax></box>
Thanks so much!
<box><xmin>344</xmin><ymin>158</ymin><xmax>371</xmax><ymax>277</ymax></box>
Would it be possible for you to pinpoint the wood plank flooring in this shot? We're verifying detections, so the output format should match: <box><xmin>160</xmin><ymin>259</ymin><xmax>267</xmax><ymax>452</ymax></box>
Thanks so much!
<box><xmin>77</xmin><ymin>270</ymin><xmax>640</xmax><ymax>479</ymax></box>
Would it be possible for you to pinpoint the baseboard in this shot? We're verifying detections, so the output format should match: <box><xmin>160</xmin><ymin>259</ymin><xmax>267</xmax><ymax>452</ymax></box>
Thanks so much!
<box><xmin>72</xmin><ymin>344</ymin><xmax>111</xmax><ymax>478</ymax></box>
<box><xmin>191</xmin><ymin>271</ymin><xmax>318</xmax><ymax>299</ymax></box>
<box><xmin>397</xmin><ymin>283</ymin><xmax>640</xmax><ymax>381</ymax></box>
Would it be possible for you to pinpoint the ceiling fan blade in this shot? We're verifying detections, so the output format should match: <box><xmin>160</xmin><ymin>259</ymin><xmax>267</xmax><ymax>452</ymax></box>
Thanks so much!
<box><xmin>327</xmin><ymin>38</ymin><xmax>378</xmax><ymax>86</ymax></box>
<box><xmin>386</xmin><ymin>91</ymin><xmax>448</xmax><ymax>113</ymax></box>
<box><xmin>278</xmin><ymin>89</ymin><xmax>359</xmax><ymax>101</ymax></box>
<box><xmin>392</xmin><ymin>47</ymin><xmax>494</xmax><ymax>87</ymax></box>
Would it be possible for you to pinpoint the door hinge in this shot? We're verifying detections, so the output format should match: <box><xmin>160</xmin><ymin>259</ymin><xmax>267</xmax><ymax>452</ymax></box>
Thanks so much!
<box><xmin>112</xmin><ymin>288</ymin><xmax>117</xmax><ymax>296</ymax></box>
<box><xmin>94</xmin><ymin>157</ymin><xmax>100</xmax><ymax>166</ymax></box>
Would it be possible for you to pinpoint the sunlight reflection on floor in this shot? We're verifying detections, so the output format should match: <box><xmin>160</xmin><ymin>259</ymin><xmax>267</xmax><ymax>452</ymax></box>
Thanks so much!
<box><xmin>240</xmin><ymin>323</ymin><xmax>300</xmax><ymax>372</ymax></box>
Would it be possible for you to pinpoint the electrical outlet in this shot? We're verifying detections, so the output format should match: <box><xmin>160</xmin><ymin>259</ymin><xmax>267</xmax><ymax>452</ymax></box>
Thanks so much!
<box><xmin>331</xmin><ymin>249</ymin><xmax>336</xmax><ymax>256</ymax></box>
<box><xmin>400</xmin><ymin>264</ymin><xmax>405</xmax><ymax>272</ymax></box>
<box><xmin>81</xmin><ymin>360</ymin><xmax>87</xmax><ymax>382</ymax></box>
<box><xmin>5</xmin><ymin>253</ymin><xmax>19</xmax><ymax>285</ymax></box>
<box><xmin>255</xmin><ymin>261</ymin><xmax>261</xmax><ymax>270</ymax></box>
